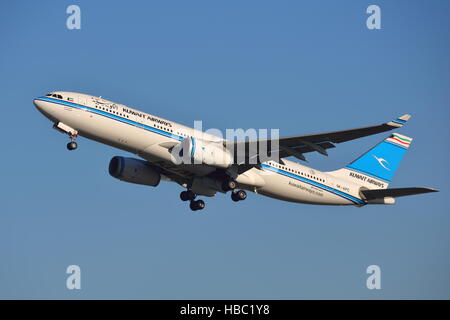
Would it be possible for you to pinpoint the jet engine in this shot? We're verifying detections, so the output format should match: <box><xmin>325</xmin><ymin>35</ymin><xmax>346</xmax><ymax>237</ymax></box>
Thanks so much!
<box><xmin>109</xmin><ymin>156</ymin><xmax>161</xmax><ymax>187</ymax></box>
<box><xmin>171</xmin><ymin>137</ymin><xmax>233</xmax><ymax>169</ymax></box>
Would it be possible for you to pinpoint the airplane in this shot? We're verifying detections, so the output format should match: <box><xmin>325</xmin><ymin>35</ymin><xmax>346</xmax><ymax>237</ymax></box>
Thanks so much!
<box><xmin>33</xmin><ymin>91</ymin><xmax>438</xmax><ymax>211</ymax></box>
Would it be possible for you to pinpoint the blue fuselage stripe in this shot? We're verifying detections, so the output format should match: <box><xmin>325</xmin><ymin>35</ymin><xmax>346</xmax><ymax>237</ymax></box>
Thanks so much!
<box><xmin>261</xmin><ymin>164</ymin><xmax>365</xmax><ymax>205</ymax></box>
<box><xmin>36</xmin><ymin>97</ymin><xmax>184</xmax><ymax>141</ymax></box>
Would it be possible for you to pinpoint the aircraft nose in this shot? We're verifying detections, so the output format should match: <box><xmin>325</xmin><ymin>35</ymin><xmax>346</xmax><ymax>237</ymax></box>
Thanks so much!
<box><xmin>33</xmin><ymin>97</ymin><xmax>43</xmax><ymax>111</ymax></box>
<box><xmin>33</xmin><ymin>96</ymin><xmax>52</xmax><ymax>118</ymax></box>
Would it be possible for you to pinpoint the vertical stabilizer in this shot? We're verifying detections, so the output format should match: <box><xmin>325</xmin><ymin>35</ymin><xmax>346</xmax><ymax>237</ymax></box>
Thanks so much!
<box><xmin>328</xmin><ymin>133</ymin><xmax>412</xmax><ymax>189</ymax></box>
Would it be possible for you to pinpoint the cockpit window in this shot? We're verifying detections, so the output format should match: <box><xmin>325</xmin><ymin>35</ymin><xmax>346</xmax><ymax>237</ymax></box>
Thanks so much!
<box><xmin>50</xmin><ymin>94</ymin><xmax>63</xmax><ymax>99</ymax></box>
<box><xmin>46</xmin><ymin>93</ymin><xmax>52</xmax><ymax>96</ymax></box>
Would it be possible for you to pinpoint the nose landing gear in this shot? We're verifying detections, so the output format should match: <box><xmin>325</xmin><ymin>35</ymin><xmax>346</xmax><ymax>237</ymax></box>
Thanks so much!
<box><xmin>67</xmin><ymin>141</ymin><xmax>78</xmax><ymax>150</ymax></box>
<box><xmin>66</xmin><ymin>132</ymin><xmax>78</xmax><ymax>150</ymax></box>
<box><xmin>53</xmin><ymin>123</ymin><xmax>79</xmax><ymax>151</ymax></box>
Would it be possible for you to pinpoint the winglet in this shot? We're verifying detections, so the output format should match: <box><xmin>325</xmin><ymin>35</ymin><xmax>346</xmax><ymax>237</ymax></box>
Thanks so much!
<box><xmin>387</xmin><ymin>114</ymin><xmax>411</xmax><ymax>128</ymax></box>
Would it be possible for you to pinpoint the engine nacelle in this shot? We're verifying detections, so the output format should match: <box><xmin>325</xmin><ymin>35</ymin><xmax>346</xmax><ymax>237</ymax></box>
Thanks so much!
<box><xmin>109</xmin><ymin>156</ymin><xmax>161</xmax><ymax>187</ymax></box>
<box><xmin>171</xmin><ymin>137</ymin><xmax>233</xmax><ymax>169</ymax></box>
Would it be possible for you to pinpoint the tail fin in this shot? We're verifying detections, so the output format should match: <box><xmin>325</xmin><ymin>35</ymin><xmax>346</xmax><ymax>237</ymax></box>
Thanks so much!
<box><xmin>328</xmin><ymin>133</ymin><xmax>413</xmax><ymax>189</ymax></box>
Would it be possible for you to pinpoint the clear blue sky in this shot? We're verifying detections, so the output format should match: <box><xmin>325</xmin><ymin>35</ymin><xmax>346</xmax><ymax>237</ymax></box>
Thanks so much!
<box><xmin>1</xmin><ymin>0</ymin><xmax>449</xmax><ymax>299</ymax></box>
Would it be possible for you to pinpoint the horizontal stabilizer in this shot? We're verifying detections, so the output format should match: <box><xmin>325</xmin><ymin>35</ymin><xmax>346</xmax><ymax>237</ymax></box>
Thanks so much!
<box><xmin>361</xmin><ymin>187</ymin><xmax>438</xmax><ymax>200</ymax></box>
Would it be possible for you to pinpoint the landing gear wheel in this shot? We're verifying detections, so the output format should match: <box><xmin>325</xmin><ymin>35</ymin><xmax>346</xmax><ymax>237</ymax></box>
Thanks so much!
<box><xmin>222</xmin><ymin>179</ymin><xmax>237</xmax><ymax>192</ymax></box>
<box><xmin>236</xmin><ymin>190</ymin><xmax>247</xmax><ymax>200</ymax></box>
<box><xmin>180</xmin><ymin>191</ymin><xmax>189</xmax><ymax>201</ymax></box>
<box><xmin>231</xmin><ymin>190</ymin><xmax>247</xmax><ymax>202</ymax></box>
<box><xmin>190</xmin><ymin>199</ymin><xmax>205</xmax><ymax>211</ymax></box>
<box><xmin>180</xmin><ymin>190</ymin><xmax>196</xmax><ymax>201</ymax></box>
<box><xmin>67</xmin><ymin>141</ymin><xmax>78</xmax><ymax>150</ymax></box>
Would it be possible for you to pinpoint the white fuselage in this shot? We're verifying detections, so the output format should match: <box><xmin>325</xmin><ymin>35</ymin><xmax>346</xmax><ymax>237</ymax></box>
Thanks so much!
<box><xmin>33</xmin><ymin>91</ymin><xmax>366</xmax><ymax>206</ymax></box>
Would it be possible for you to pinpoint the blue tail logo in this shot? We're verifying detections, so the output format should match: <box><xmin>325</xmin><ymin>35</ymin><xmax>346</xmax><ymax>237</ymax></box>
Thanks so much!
<box><xmin>373</xmin><ymin>155</ymin><xmax>390</xmax><ymax>171</ymax></box>
<box><xmin>346</xmin><ymin>133</ymin><xmax>412</xmax><ymax>183</ymax></box>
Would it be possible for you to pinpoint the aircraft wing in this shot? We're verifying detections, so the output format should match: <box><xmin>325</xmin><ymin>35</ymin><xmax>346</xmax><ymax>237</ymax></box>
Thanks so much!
<box><xmin>231</xmin><ymin>114</ymin><xmax>411</xmax><ymax>164</ymax></box>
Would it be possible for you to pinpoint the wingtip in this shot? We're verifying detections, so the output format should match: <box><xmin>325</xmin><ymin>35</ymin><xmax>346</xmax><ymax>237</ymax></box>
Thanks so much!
<box><xmin>399</xmin><ymin>114</ymin><xmax>412</xmax><ymax>121</ymax></box>
<box><xmin>418</xmin><ymin>187</ymin><xmax>439</xmax><ymax>193</ymax></box>
<box><xmin>387</xmin><ymin>114</ymin><xmax>412</xmax><ymax>127</ymax></box>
